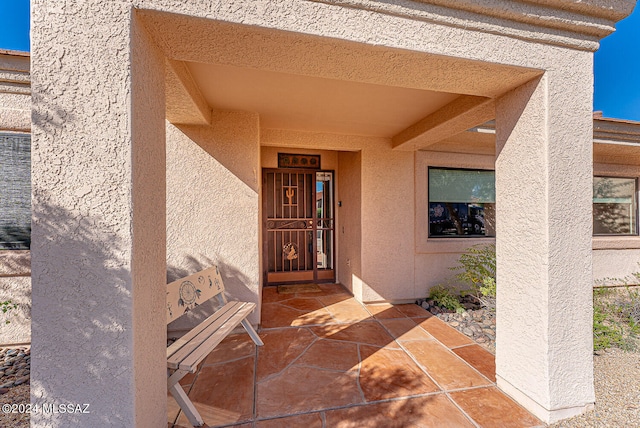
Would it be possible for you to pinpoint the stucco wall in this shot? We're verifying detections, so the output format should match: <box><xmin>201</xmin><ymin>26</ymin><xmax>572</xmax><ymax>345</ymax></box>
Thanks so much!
<box><xmin>360</xmin><ymin>146</ymin><xmax>416</xmax><ymax>302</ymax></box>
<box><xmin>31</xmin><ymin>5</ymin><xmax>167</xmax><ymax>426</ymax></box>
<box><xmin>0</xmin><ymin>52</ymin><xmax>30</xmax><ymax>133</ymax></box>
<box><xmin>166</xmin><ymin>112</ymin><xmax>261</xmax><ymax>330</ymax></box>
<box><xmin>337</xmin><ymin>151</ymin><xmax>362</xmax><ymax>295</ymax></box>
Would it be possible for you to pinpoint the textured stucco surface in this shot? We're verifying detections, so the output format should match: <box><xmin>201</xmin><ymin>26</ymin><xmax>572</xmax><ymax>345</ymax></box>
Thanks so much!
<box><xmin>31</xmin><ymin>3</ymin><xmax>166</xmax><ymax>427</ymax></box>
<box><xmin>166</xmin><ymin>113</ymin><xmax>261</xmax><ymax>328</ymax></box>
<box><xmin>495</xmin><ymin>61</ymin><xmax>596</xmax><ymax>422</ymax></box>
<box><xmin>337</xmin><ymin>151</ymin><xmax>362</xmax><ymax>296</ymax></box>
<box><xmin>360</xmin><ymin>146</ymin><xmax>416</xmax><ymax>302</ymax></box>
<box><xmin>29</xmin><ymin>0</ymin><xmax>635</xmax><ymax>425</ymax></box>
<box><xmin>0</xmin><ymin>52</ymin><xmax>30</xmax><ymax>132</ymax></box>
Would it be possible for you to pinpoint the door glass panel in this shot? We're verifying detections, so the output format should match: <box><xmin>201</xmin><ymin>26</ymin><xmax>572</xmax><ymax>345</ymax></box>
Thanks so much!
<box><xmin>316</xmin><ymin>172</ymin><xmax>334</xmax><ymax>270</ymax></box>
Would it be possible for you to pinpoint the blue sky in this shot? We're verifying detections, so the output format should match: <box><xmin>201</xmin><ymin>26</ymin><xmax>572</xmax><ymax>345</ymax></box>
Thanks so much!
<box><xmin>0</xmin><ymin>1</ymin><xmax>638</xmax><ymax>121</ymax></box>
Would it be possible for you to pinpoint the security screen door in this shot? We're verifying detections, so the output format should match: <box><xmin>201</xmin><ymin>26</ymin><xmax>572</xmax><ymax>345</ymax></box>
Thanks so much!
<box><xmin>263</xmin><ymin>169</ymin><xmax>335</xmax><ymax>285</ymax></box>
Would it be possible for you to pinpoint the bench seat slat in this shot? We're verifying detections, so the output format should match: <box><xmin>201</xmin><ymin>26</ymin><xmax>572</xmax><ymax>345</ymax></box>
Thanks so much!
<box><xmin>177</xmin><ymin>303</ymin><xmax>256</xmax><ymax>372</ymax></box>
<box><xmin>168</xmin><ymin>301</ymin><xmax>255</xmax><ymax>371</ymax></box>
<box><xmin>167</xmin><ymin>301</ymin><xmax>242</xmax><ymax>360</ymax></box>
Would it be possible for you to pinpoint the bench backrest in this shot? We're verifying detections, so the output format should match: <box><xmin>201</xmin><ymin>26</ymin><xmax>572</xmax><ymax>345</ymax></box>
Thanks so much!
<box><xmin>166</xmin><ymin>266</ymin><xmax>226</xmax><ymax>324</ymax></box>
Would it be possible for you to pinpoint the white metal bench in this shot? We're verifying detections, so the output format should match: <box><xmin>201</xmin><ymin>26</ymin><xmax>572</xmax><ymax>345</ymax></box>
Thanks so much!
<box><xmin>166</xmin><ymin>266</ymin><xmax>263</xmax><ymax>427</ymax></box>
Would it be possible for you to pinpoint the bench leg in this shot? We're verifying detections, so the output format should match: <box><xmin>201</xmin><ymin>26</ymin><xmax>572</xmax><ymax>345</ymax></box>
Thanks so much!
<box><xmin>241</xmin><ymin>319</ymin><xmax>264</xmax><ymax>346</ymax></box>
<box><xmin>169</xmin><ymin>382</ymin><xmax>205</xmax><ymax>427</ymax></box>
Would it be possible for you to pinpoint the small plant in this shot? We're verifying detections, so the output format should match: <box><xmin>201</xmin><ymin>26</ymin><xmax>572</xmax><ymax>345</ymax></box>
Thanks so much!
<box><xmin>428</xmin><ymin>285</ymin><xmax>463</xmax><ymax>312</ymax></box>
<box><xmin>450</xmin><ymin>244</ymin><xmax>496</xmax><ymax>309</ymax></box>
<box><xmin>1</xmin><ymin>300</ymin><xmax>18</xmax><ymax>325</ymax></box>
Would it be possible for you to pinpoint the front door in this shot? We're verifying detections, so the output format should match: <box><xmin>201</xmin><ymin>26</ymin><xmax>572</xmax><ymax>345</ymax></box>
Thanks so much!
<box><xmin>263</xmin><ymin>169</ymin><xmax>335</xmax><ymax>284</ymax></box>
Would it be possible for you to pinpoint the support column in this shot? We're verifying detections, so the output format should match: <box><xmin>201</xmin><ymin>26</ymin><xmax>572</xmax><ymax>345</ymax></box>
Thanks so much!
<box><xmin>495</xmin><ymin>58</ymin><xmax>595</xmax><ymax>424</ymax></box>
<box><xmin>31</xmin><ymin>3</ymin><xmax>166</xmax><ymax>427</ymax></box>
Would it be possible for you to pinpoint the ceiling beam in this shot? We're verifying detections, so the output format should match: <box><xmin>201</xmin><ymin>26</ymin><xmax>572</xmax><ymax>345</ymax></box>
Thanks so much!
<box><xmin>392</xmin><ymin>96</ymin><xmax>495</xmax><ymax>151</ymax></box>
<box><xmin>165</xmin><ymin>59</ymin><xmax>212</xmax><ymax>125</ymax></box>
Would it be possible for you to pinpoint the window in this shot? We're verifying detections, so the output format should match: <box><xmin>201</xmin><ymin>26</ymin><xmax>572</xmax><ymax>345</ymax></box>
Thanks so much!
<box><xmin>593</xmin><ymin>176</ymin><xmax>637</xmax><ymax>235</ymax></box>
<box><xmin>428</xmin><ymin>167</ymin><xmax>495</xmax><ymax>237</ymax></box>
<box><xmin>0</xmin><ymin>133</ymin><xmax>31</xmax><ymax>249</ymax></box>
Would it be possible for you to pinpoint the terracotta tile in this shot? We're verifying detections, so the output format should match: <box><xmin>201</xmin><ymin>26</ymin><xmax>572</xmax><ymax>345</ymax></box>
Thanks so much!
<box><xmin>417</xmin><ymin>316</ymin><xmax>474</xmax><ymax>348</ymax></box>
<box><xmin>452</xmin><ymin>344</ymin><xmax>496</xmax><ymax>382</ymax></box>
<box><xmin>296</xmin><ymin>339</ymin><xmax>360</xmax><ymax>371</ymax></box>
<box><xmin>257</xmin><ymin>327</ymin><xmax>316</xmax><ymax>381</ymax></box>
<box><xmin>311</xmin><ymin>322</ymin><xmax>396</xmax><ymax>348</ymax></box>
<box><xmin>359</xmin><ymin>345</ymin><xmax>439</xmax><ymax>401</ymax></box>
<box><xmin>280</xmin><ymin>297</ymin><xmax>326</xmax><ymax>312</ymax></box>
<box><xmin>322</xmin><ymin>299</ymin><xmax>372</xmax><ymax>323</ymax></box>
<box><xmin>403</xmin><ymin>341</ymin><xmax>491</xmax><ymax>390</ymax></box>
<box><xmin>449</xmin><ymin>387</ymin><xmax>543</xmax><ymax>428</ymax></box>
<box><xmin>379</xmin><ymin>318</ymin><xmax>434</xmax><ymax>342</ymax></box>
<box><xmin>365</xmin><ymin>304</ymin><xmax>408</xmax><ymax>319</ymax></box>
<box><xmin>261</xmin><ymin>302</ymin><xmax>333</xmax><ymax>328</ymax></box>
<box><xmin>325</xmin><ymin>394</ymin><xmax>475</xmax><ymax>428</ymax></box>
<box><xmin>203</xmin><ymin>333</ymin><xmax>256</xmax><ymax>365</ymax></box>
<box><xmin>316</xmin><ymin>282</ymin><xmax>352</xmax><ymax>296</ymax></box>
<box><xmin>177</xmin><ymin>356</ymin><xmax>254</xmax><ymax>427</ymax></box>
<box><xmin>257</xmin><ymin>365</ymin><xmax>363</xmax><ymax>418</ymax></box>
<box><xmin>394</xmin><ymin>304</ymin><xmax>432</xmax><ymax>318</ymax></box>
<box><xmin>257</xmin><ymin>412</ymin><xmax>323</xmax><ymax>428</ymax></box>
<box><xmin>316</xmin><ymin>293</ymin><xmax>353</xmax><ymax>305</ymax></box>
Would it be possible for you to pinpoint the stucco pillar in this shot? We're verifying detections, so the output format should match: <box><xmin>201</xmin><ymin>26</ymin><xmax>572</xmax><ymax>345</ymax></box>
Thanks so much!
<box><xmin>31</xmin><ymin>3</ymin><xmax>166</xmax><ymax>427</ymax></box>
<box><xmin>495</xmin><ymin>59</ymin><xmax>595</xmax><ymax>423</ymax></box>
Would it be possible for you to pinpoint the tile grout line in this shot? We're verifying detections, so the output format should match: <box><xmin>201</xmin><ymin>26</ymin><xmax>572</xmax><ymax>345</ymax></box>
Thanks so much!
<box><xmin>255</xmin><ymin>328</ymin><xmax>320</xmax><ymax>385</ymax></box>
<box><xmin>414</xmin><ymin>316</ymin><xmax>496</xmax><ymax>385</ymax></box>
<box><xmin>355</xmin><ymin>343</ymin><xmax>367</xmax><ymax>403</ymax></box>
<box><xmin>375</xmin><ymin>317</ymin><xmax>447</xmax><ymax>396</ymax></box>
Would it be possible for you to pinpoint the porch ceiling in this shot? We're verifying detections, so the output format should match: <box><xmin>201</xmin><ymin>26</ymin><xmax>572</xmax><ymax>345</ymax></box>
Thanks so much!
<box><xmin>186</xmin><ymin>61</ymin><xmax>459</xmax><ymax>138</ymax></box>
<box><xmin>140</xmin><ymin>10</ymin><xmax>542</xmax><ymax>149</ymax></box>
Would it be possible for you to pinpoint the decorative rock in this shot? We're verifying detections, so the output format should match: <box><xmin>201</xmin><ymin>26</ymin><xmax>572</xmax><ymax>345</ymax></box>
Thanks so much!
<box><xmin>421</xmin><ymin>301</ymin><xmax>430</xmax><ymax>310</ymax></box>
<box><xmin>0</xmin><ymin>387</ymin><xmax>8</xmax><ymax>395</ymax></box>
<box><xmin>462</xmin><ymin>328</ymin><xmax>474</xmax><ymax>336</ymax></box>
<box><xmin>0</xmin><ymin>381</ymin><xmax>14</xmax><ymax>389</ymax></box>
<box><xmin>449</xmin><ymin>321</ymin><xmax>460</xmax><ymax>327</ymax></box>
<box><xmin>14</xmin><ymin>375</ymin><xmax>29</xmax><ymax>386</ymax></box>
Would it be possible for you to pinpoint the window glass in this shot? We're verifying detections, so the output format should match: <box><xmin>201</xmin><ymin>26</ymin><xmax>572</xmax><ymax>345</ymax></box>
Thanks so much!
<box><xmin>429</xmin><ymin>168</ymin><xmax>495</xmax><ymax>237</ymax></box>
<box><xmin>593</xmin><ymin>176</ymin><xmax>637</xmax><ymax>235</ymax></box>
<box><xmin>0</xmin><ymin>133</ymin><xmax>31</xmax><ymax>249</ymax></box>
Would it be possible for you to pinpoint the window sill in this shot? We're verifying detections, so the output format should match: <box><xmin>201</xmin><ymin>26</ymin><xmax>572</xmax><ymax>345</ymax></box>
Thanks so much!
<box><xmin>593</xmin><ymin>236</ymin><xmax>640</xmax><ymax>250</ymax></box>
<box><xmin>417</xmin><ymin>237</ymin><xmax>496</xmax><ymax>254</ymax></box>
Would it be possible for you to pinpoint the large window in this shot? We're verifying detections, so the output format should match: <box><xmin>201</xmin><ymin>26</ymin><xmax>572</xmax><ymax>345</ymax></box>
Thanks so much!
<box><xmin>428</xmin><ymin>167</ymin><xmax>496</xmax><ymax>237</ymax></box>
<box><xmin>0</xmin><ymin>133</ymin><xmax>31</xmax><ymax>249</ymax></box>
<box><xmin>593</xmin><ymin>176</ymin><xmax>637</xmax><ymax>235</ymax></box>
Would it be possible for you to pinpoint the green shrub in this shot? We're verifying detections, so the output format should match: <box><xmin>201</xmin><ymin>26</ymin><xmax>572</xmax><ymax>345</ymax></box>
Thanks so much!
<box><xmin>428</xmin><ymin>285</ymin><xmax>463</xmax><ymax>312</ymax></box>
<box><xmin>1</xmin><ymin>300</ymin><xmax>18</xmax><ymax>325</ymax></box>
<box><xmin>449</xmin><ymin>244</ymin><xmax>496</xmax><ymax>310</ymax></box>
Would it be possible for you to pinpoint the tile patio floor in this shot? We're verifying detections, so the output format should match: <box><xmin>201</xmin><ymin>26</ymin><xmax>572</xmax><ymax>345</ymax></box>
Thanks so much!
<box><xmin>168</xmin><ymin>283</ymin><xmax>544</xmax><ymax>428</ymax></box>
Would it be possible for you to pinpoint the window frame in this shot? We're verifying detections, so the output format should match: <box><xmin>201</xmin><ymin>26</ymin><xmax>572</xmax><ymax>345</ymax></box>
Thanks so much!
<box><xmin>427</xmin><ymin>166</ymin><xmax>496</xmax><ymax>239</ymax></box>
<box><xmin>593</xmin><ymin>175</ymin><xmax>638</xmax><ymax>237</ymax></box>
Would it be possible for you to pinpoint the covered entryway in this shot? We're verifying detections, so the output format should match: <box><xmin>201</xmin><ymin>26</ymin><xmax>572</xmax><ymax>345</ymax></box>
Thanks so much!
<box><xmin>263</xmin><ymin>168</ymin><xmax>335</xmax><ymax>285</ymax></box>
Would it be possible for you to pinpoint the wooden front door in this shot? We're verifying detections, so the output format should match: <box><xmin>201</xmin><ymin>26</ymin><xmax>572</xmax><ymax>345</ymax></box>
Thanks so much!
<box><xmin>263</xmin><ymin>169</ymin><xmax>335</xmax><ymax>284</ymax></box>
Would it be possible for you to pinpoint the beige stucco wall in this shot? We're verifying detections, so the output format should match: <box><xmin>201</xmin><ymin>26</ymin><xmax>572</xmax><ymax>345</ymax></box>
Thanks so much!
<box><xmin>31</xmin><ymin>7</ymin><xmax>167</xmax><ymax>427</ymax></box>
<box><xmin>0</xmin><ymin>52</ymin><xmax>31</xmax><ymax>346</ymax></box>
<box><xmin>166</xmin><ymin>112</ymin><xmax>261</xmax><ymax>330</ymax></box>
<box><xmin>29</xmin><ymin>0</ymin><xmax>634</xmax><ymax>425</ymax></box>
<box><xmin>337</xmin><ymin>151</ymin><xmax>362</xmax><ymax>295</ymax></box>
<box><xmin>0</xmin><ymin>51</ymin><xmax>30</xmax><ymax>133</ymax></box>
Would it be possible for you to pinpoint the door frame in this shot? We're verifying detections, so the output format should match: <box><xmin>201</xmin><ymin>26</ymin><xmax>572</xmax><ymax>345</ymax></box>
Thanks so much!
<box><xmin>262</xmin><ymin>167</ymin><xmax>336</xmax><ymax>285</ymax></box>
